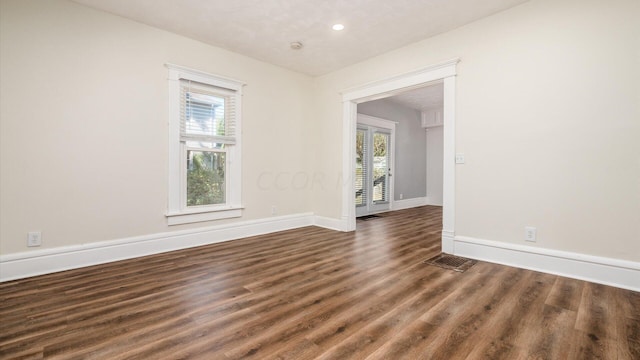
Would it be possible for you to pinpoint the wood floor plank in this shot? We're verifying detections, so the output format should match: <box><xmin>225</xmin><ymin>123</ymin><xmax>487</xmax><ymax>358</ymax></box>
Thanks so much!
<box><xmin>567</xmin><ymin>329</ymin><xmax>619</xmax><ymax>360</ymax></box>
<box><xmin>312</xmin><ymin>272</ymin><xmax>456</xmax><ymax>359</ymax></box>
<box><xmin>614</xmin><ymin>288</ymin><xmax>640</xmax><ymax>360</ymax></box>
<box><xmin>620</xmin><ymin>317</ymin><xmax>640</xmax><ymax>359</ymax></box>
<box><xmin>222</xmin><ymin>248</ymin><xmax>443</xmax><ymax>359</ymax></box>
<box><xmin>302</xmin><ymin>267</ymin><xmax>448</xmax><ymax>352</ymax></box>
<box><xmin>575</xmin><ymin>282</ymin><xmax>619</xmax><ymax>341</ymax></box>
<box><xmin>361</xmin><ymin>319</ymin><xmax>437</xmax><ymax>360</ymax></box>
<box><xmin>0</xmin><ymin>206</ymin><xmax>638</xmax><ymax>359</ymax></box>
<box><xmin>545</xmin><ymin>276</ymin><xmax>585</xmax><ymax>312</ymax></box>
<box><xmin>449</xmin><ymin>271</ymin><xmax>556</xmax><ymax>360</ymax></box>
<box><xmin>518</xmin><ymin>304</ymin><xmax>577</xmax><ymax>359</ymax></box>
<box><xmin>421</xmin><ymin>270</ymin><xmax>540</xmax><ymax>359</ymax></box>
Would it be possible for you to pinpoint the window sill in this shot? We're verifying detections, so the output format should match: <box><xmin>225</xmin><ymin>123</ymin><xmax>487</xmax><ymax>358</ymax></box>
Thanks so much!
<box><xmin>166</xmin><ymin>206</ymin><xmax>242</xmax><ymax>225</ymax></box>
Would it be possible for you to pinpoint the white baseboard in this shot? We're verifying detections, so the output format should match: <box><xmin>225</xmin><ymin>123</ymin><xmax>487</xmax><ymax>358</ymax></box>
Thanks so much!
<box><xmin>0</xmin><ymin>213</ymin><xmax>315</xmax><ymax>282</ymax></box>
<box><xmin>441</xmin><ymin>230</ymin><xmax>455</xmax><ymax>254</ymax></box>
<box><xmin>425</xmin><ymin>197</ymin><xmax>443</xmax><ymax>206</ymax></box>
<box><xmin>453</xmin><ymin>236</ymin><xmax>640</xmax><ymax>292</ymax></box>
<box><xmin>5</xmin><ymin>215</ymin><xmax>638</xmax><ymax>293</ymax></box>
<box><xmin>313</xmin><ymin>216</ymin><xmax>347</xmax><ymax>231</ymax></box>
<box><xmin>392</xmin><ymin>197</ymin><xmax>428</xmax><ymax>211</ymax></box>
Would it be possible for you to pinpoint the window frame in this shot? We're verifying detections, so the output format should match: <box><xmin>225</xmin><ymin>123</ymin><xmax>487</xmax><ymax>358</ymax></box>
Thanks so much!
<box><xmin>165</xmin><ymin>64</ymin><xmax>244</xmax><ymax>225</ymax></box>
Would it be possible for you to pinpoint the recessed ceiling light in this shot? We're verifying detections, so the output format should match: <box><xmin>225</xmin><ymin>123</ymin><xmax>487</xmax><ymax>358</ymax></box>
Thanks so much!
<box><xmin>332</xmin><ymin>24</ymin><xmax>345</xmax><ymax>31</ymax></box>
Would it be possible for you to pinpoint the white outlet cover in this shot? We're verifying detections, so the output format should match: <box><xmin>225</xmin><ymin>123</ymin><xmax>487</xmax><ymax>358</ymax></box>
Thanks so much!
<box><xmin>27</xmin><ymin>231</ymin><xmax>42</xmax><ymax>247</ymax></box>
<box><xmin>524</xmin><ymin>226</ymin><xmax>537</xmax><ymax>242</ymax></box>
<box><xmin>455</xmin><ymin>154</ymin><xmax>465</xmax><ymax>164</ymax></box>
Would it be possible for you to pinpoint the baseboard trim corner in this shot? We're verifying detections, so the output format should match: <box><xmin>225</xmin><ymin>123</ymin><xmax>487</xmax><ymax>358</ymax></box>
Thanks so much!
<box><xmin>313</xmin><ymin>216</ymin><xmax>347</xmax><ymax>232</ymax></box>
<box><xmin>441</xmin><ymin>230</ymin><xmax>455</xmax><ymax>254</ymax></box>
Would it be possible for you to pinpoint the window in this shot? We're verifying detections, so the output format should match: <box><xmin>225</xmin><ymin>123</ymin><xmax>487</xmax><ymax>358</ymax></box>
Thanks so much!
<box><xmin>166</xmin><ymin>64</ymin><xmax>244</xmax><ymax>225</ymax></box>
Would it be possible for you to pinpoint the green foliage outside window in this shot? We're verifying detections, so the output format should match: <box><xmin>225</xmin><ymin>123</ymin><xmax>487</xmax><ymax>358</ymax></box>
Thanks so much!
<box><xmin>187</xmin><ymin>151</ymin><xmax>225</xmax><ymax>206</ymax></box>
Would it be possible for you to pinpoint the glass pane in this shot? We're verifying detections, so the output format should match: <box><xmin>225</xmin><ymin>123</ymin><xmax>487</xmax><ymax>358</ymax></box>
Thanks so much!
<box><xmin>372</xmin><ymin>132</ymin><xmax>388</xmax><ymax>202</ymax></box>
<box><xmin>185</xmin><ymin>92</ymin><xmax>226</xmax><ymax>137</ymax></box>
<box><xmin>355</xmin><ymin>129</ymin><xmax>366</xmax><ymax>206</ymax></box>
<box><xmin>187</xmin><ymin>150</ymin><xmax>226</xmax><ymax>206</ymax></box>
<box><xmin>186</xmin><ymin>141</ymin><xmax>225</xmax><ymax>150</ymax></box>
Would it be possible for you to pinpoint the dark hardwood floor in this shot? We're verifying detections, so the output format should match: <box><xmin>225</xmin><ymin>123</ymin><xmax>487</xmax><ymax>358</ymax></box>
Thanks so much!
<box><xmin>1</xmin><ymin>206</ymin><xmax>638</xmax><ymax>359</ymax></box>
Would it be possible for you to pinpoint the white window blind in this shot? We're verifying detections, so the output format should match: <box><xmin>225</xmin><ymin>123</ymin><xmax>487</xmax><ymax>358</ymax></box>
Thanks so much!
<box><xmin>180</xmin><ymin>79</ymin><xmax>236</xmax><ymax>144</ymax></box>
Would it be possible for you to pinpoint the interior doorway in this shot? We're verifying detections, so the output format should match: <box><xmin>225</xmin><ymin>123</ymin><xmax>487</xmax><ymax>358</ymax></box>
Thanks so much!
<box><xmin>357</xmin><ymin>84</ymin><xmax>444</xmax><ymax>211</ymax></box>
<box><xmin>340</xmin><ymin>59</ymin><xmax>459</xmax><ymax>253</ymax></box>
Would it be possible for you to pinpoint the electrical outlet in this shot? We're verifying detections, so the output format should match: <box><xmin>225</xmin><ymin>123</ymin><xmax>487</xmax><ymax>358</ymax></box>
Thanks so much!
<box><xmin>28</xmin><ymin>231</ymin><xmax>42</xmax><ymax>247</ymax></box>
<box><xmin>455</xmin><ymin>154</ymin><xmax>465</xmax><ymax>164</ymax></box>
<box><xmin>271</xmin><ymin>205</ymin><xmax>277</xmax><ymax>216</ymax></box>
<box><xmin>524</xmin><ymin>227</ymin><xmax>536</xmax><ymax>242</ymax></box>
<box><xmin>400</xmin><ymin>193</ymin><xmax>403</xmax><ymax>200</ymax></box>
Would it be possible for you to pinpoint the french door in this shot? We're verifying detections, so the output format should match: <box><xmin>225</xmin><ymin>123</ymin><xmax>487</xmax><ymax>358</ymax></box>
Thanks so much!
<box><xmin>356</xmin><ymin>123</ymin><xmax>393</xmax><ymax>216</ymax></box>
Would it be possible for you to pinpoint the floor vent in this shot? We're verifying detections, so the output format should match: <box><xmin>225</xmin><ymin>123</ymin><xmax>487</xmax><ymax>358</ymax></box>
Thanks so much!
<box><xmin>423</xmin><ymin>254</ymin><xmax>477</xmax><ymax>272</ymax></box>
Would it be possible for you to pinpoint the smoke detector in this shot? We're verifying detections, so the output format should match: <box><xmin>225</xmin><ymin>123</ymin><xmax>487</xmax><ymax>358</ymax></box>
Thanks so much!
<box><xmin>290</xmin><ymin>41</ymin><xmax>303</xmax><ymax>50</ymax></box>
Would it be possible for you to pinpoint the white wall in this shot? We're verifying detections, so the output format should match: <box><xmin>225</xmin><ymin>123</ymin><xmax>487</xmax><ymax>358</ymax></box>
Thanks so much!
<box><xmin>312</xmin><ymin>0</ymin><xmax>640</xmax><ymax>262</ymax></box>
<box><xmin>357</xmin><ymin>99</ymin><xmax>426</xmax><ymax>201</ymax></box>
<box><xmin>1</xmin><ymin>0</ymin><xmax>639</xmax><ymax>281</ymax></box>
<box><xmin>426</xmin><ymin>126</ymin><xmax>444</xmax><ymax>206</ymax></box>
<box><xmin>0</xmin><ymin>0</ymin><xmax>314</xmax><ymax>255</ymax></box>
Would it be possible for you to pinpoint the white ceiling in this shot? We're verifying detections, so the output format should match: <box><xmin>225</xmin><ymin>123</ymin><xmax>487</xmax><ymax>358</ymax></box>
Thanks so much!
<box><xmin>73</xmin><ymin>0</ymin><xmax>528</xmax><ymax>76</ymax></box>
<box><xmin>388</xmin><ymin>83</ymin><xmax>444</xmax><ymax>112</ymax></box>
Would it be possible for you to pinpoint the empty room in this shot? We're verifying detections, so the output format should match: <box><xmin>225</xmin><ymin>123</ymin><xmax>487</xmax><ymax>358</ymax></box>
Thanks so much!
<box><xmin>0</xmin><ymin>0</ymin><xmax>638</xmax><ymax>359</ymax></box>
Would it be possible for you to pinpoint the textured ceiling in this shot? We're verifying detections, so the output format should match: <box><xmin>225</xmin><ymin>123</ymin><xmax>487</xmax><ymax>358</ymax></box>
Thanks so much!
<box><xmin>388</xmin><ymin>83</ymin><xmax>444</xmax><ymax>112</ymax></box>
<box><xmin>72</xmin><ymin>0</ymin><xmax>529</xmax><ymax>76</ymax></box>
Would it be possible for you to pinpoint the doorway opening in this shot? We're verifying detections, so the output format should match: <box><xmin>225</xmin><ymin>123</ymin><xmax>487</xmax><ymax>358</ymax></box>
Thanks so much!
<box><xmin>341</xmin><ymin>59</ymin><xmax>459</xmax><ymax>253</ymax></box>
<box><xmin>356</xmin><ymin>82</ymin><xmax>444</xmax><ymax>219</ymax></box>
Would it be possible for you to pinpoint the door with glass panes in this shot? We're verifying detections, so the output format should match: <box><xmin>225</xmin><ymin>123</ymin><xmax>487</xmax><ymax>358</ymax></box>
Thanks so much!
<box><xmin>356</xmin><ymin>124</ymin><xmax>392</xmax><ymax>216</ymax></box>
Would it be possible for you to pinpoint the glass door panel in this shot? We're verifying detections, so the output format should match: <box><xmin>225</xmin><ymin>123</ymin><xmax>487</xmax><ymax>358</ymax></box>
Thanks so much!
<box><xmin>356</xmin><ymin>125</ymin><xmax>392</xmax><ymax>216</ymax></box>
<box><xmin>372</xmin><ymin>131</ymin><xmax>389</xmax><ymax>204</ymax></box>
<box><xmin>355</xmin><ymin>129</ymin><xmax>367</xmax><ymax>208</ymax></box>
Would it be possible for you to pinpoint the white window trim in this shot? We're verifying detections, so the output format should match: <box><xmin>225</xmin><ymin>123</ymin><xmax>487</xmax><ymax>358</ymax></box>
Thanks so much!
<box><xmin>165</xmin><ymin>63</ymin><xmax>245</xmax><ymax>225</ymax></box>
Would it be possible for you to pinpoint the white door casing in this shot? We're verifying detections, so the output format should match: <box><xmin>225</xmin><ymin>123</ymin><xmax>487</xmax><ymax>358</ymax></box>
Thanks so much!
<box><xmin>341</xmin><ymin>59</ymin><xmax>459</xmax><ymax>253</ymax></box>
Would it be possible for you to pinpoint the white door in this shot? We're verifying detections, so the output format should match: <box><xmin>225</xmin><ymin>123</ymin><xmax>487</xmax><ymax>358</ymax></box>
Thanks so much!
<box><xmin>356</xmin><ymin>118</ymin><xmax>394</xmax><ymax>216</ymax></box>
